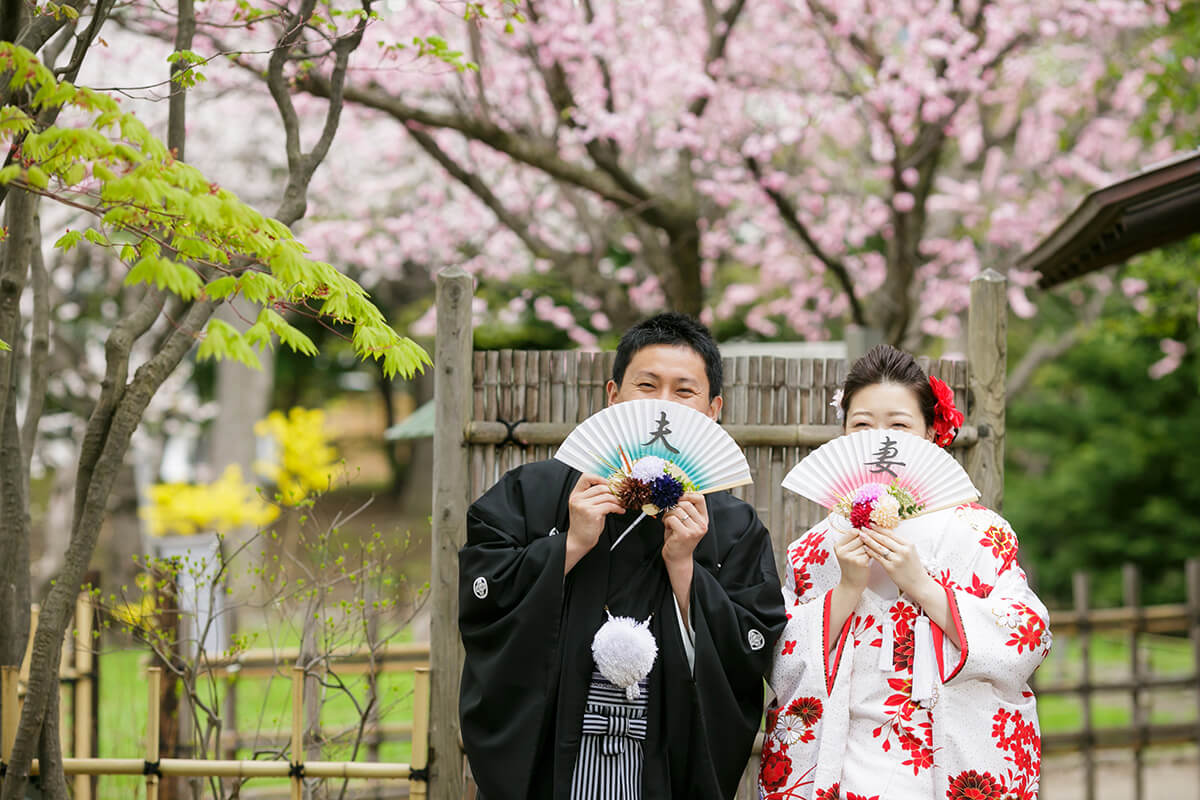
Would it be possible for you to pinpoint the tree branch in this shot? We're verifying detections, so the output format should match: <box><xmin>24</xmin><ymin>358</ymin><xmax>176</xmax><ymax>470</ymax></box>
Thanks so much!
<box><xmin>465</xmin><ymin>19</ymin><xmax>492</xmax><ymax>121</ymax></box>
<box><xmin>689</xmin><ymin>0</ymin><xmax>747</xmax><ymax>118</ymax></box>
<box><xmin>0</xmin><ymin>189</ymin><xmax>36</xmax><ymax>452</ymax></box>
<box><xmin>296</xmin><ymin>71</ymin><xmax>646</xmax><ymax>211</ymax></box>
<box><xmin>268</xmin><ymin>0</ymin><xmax>371</xmax><ymax>225</ymax></box>
<box><xmin>52</xmin><ymin>0</ymin><xmax>114</xmax><ymax>82</ymax></box>
<box><xmin>579</xmin><ymin>0</ymin><xmax>616</xmax><ymax>116</ymax></box>
<box><xmin>522</xmin><ymin>0</ymin><xmax>661</xmax><ymax>212</ymax></box>
<box><xmin>39</xmin><ymin>14</ymin><xmax>77</xmax><ymax>69</ymax></box>
<box><xmin>168</xmin><ymin>0</ymin><xmax>196</xmax><ymax>158</ymax></box>
<box><xmin>12</xmin><ymin>0</ymin><xmax>88</xmax><ymax>55</ymax></box>
<box><xmin>404</xmin><ymin>123</ymin><xmax>566</xmax><ymax>262</ymax></box>
<box><xmin>71</xmin><ymin>289</ymin><xmax>164</xmax><ymax>529</ymax></box>
<box><xmin>745</xmin><ymin>155</ymin><xmax>867</xmax><ymax>326</ymax></box>
<box><xmin>21</xmin><ymin>209</ymin><xmax>49</xmax><ymax>472</ymax></box>
<box><xmin>265</xmin><ymin>0</ymin><xmax>318</xmax><ymax>174</ymax></box>
<box><xmin>807</xmin><ymin>0</ymin><xmax>884</xmax><ymax>71</ymax></box>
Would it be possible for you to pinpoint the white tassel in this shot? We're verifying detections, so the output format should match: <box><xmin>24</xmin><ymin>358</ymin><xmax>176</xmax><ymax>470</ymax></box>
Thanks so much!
<box><xmin>878</xmin><ymin>616</ymin><xmax>894</xmax><ymax>672</ymax></box>
<box><xmin>911</xmin><ymin>615</ymin><xmax>937</xmax><ymax>707</ymax></box>
<box><xmin>591</xmin><ymin>611</ymin><xmax>658</xmax><ymax>700</ymax></box>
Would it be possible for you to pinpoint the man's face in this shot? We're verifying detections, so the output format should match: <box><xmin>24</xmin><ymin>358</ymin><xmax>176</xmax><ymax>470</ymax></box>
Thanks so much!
<box><xmin>606</xmin><ymin>344</ymin><xmax>723</xmax><ymax>420</ymax></box>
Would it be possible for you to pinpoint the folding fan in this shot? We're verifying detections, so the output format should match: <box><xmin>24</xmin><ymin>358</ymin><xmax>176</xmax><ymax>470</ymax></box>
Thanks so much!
<box><xmin>781</xmin><ymin>428</ymin><xmax>979</xmax><ymax>520</ymax></box>
<box><xmin>555</xmin><ymin>398</ymin><xmax>752</xmax><ymax>496</ymax></box>
<box><xmin>555</xmin><ymin>399</ymin><xmax>751</xmax><ymax>548</ymax></box>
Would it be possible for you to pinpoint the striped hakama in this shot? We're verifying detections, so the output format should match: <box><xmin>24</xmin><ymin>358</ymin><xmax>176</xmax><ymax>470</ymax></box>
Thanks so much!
<box><xmin>569</xmin><ymin>670</ymin><xmax>649</xmax><ymax>800</ymax></box>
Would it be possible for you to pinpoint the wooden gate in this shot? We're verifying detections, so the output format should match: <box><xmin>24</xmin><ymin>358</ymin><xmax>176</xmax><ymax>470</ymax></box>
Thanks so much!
<box><xmin>428</xmin><ymin>269</ymin><xmax>1009</xmax><ymax>799</ymax></box>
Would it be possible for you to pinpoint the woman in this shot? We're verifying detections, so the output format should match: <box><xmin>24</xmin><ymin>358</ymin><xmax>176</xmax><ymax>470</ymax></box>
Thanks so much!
<box><xmin>760</xmin><ymin>345</ymin><xmax>1050</xmax><ymax>800</ymax></box>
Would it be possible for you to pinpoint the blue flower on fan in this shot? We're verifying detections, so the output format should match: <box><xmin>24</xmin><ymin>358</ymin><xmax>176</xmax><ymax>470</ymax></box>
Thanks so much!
<box><xmin>611</xmin><ymin>452</ymin><xmax>696</xmax><ymax>516</ymax></box>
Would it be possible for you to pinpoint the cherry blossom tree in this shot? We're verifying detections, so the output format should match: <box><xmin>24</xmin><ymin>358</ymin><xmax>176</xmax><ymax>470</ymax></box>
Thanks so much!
<box><xmin>268</xmin><ymin>0</ymin><xmax>1180</xmax><ymax>348</ymax></box>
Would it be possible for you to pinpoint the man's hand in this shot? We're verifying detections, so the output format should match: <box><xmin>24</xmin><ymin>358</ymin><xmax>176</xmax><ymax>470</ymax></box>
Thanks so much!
<box><xmin>662</xmin><ymin>492</ymin><xmax>709</xmax><ymax>628</ymax></box>
<box><xmin>565</xmin><ymin>473</ymin><xmax>625</xmax><ymax>575</ymax></box>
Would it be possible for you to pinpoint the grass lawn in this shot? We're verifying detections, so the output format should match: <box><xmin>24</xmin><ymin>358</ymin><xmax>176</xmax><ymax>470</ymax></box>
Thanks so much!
<box><xmin>95</xmin><ymin>642</ymin><xmax>418</xmax><ymax>799</ymax></box>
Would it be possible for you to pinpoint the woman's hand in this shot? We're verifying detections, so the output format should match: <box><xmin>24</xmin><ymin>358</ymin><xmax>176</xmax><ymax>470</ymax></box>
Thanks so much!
<box><xmin>858</xmin><ymin>525</ymin><xmax>935</xmax><ymax>600</ymax></box>
<box><xmin>834</xmin><ymin>529</ymin><xmax>871</xmax><ymax>593</ymax></box>
<box><xmin>828</xmin><ymin>529</ymin><xmax>871</xmax><ymax>654</ymax></box>
<box><xmin>859</xmin><ymin>525</ymin><xmax>960</xmax><ymax>648</ymax></box>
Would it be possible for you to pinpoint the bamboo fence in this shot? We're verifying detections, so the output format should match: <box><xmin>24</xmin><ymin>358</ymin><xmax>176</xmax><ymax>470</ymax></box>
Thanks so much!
<box><xmin>0</xmin><ymin>592</ymin><xmax>101</xmax><ymax>799</ymax></box>
<box><xmin>193</xmin><ymin>642</ymin><xmax>428</xmax><ymax>760</ymax></box>
<box><xmin>0</xmin><ymin>662</ymin><xmax>431</xmax><ymax>800</ymax></box>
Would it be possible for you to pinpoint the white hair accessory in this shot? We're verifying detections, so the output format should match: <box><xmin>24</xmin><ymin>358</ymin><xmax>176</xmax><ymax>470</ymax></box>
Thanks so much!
<box><xmin>830</xmin><ymin>388</ymin><xmax>845</xmax><ymax>422</ymax></box>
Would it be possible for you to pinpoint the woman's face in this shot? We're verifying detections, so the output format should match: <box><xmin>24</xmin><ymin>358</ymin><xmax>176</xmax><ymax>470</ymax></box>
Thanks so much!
<box><xmin>844</xmin><ymin>382</ymin><xmax>934</xmax><ymax>441</ymax></box>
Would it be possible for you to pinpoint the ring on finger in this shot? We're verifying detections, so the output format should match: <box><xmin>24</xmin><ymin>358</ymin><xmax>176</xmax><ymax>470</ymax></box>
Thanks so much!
<box><xmin>880</xmin><ymin>548</ymin><xmax>892</xmax><ymax>560</ymax></box>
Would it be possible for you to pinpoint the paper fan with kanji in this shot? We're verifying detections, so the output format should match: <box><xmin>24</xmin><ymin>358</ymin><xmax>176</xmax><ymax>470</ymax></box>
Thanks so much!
<box><xmin>554</xmin><ymin>398</ymin><xmax>751</xmax><ymax>514</ymax></box>
<box><xmin>781</xmin><ymin>428</ymin><xmax>979</xmax><ymax>525</ymax></box>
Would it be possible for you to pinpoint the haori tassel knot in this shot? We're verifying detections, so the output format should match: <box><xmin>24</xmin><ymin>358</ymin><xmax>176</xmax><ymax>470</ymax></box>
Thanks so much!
<box><xmin>591</xmin><ymin>610</ymin><xmax>658</xmax><ymax>701</ymax></box>
<box><xmin>911</xmin><ymin>614</ymin><xmax>939</xmax><ymax>709</ymax></box>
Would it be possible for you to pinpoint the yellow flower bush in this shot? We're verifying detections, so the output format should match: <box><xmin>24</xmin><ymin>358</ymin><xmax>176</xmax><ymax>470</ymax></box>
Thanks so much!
<box><xmin>253</xmin><ymin>407</ymin><xmax>340</xmax><ymax>505</ymax></box>
<box><xmin>111</xmin><ymin>594</ymin><xmax>157</xmax><ymax>632</ymax></box>
<box><xmin>143</xmin><ymin>464</ymin><xmax>280</xmax><ymax>536</ymax></box>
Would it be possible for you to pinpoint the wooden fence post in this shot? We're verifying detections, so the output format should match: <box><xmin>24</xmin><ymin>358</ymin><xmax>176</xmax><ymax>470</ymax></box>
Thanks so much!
<box><xmin>430</xmin><ymin>267</ymin><xmax>473</xmax><ymax>800</ymax></box>
<box><xmin>1122</xmin><ymin>564</ymin><xmax>1146</xmax><ymax>800</ymax></box>
<box><xmin>967</xmin><ymin>269</ymin><xmax>1007</xmax><ymax>510</ymax></box>
<box><xmin>1187</xmin><ymin>559</ymin><xmax>1200</xmax><ymax>788</ymax></box>
<box><xmin>1073</xmin><ymin>572</ymin><xmax>1096</xmax><ymax>800</ymax></box>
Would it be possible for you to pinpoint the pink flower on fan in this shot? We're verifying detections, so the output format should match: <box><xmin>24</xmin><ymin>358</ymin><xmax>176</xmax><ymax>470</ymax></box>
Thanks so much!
<box><xmin>850</xmin><ymin>484</ymin><xmax>883</xmax><ymax>528</ymax></box>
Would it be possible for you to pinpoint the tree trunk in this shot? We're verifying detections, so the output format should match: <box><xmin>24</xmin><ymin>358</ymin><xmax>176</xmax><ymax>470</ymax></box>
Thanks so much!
<box><xmin>666</xmin><ymin>220</ymin><xmax>704</xmax><ymax>317</ymax></box>
<box><xmin>0</xmin><ymin>189</ymin><xmax>36</xmax><ymax>673</ymax></box>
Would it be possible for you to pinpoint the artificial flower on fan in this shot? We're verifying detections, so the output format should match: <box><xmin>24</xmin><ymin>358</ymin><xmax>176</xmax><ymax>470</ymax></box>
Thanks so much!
<box><xmin>607</xmin><ymin>452</ymin><xmax>697</xmax><ymax>516</ymax></box>
<box><xmin>554</xmin><ymin>399</ymin><xmax>752</xmax><ymax>524</ymax></box>
<box><xmin>834</xmin><ymin>481</ymin><xmax>925</xmax><ymax>530</ymax></box>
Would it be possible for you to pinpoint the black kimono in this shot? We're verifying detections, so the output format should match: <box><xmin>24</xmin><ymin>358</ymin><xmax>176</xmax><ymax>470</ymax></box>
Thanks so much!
<box><xmin>459</xmin><ymin>459</ymin><xmax>787</xmax><ymax>800</ymax></box>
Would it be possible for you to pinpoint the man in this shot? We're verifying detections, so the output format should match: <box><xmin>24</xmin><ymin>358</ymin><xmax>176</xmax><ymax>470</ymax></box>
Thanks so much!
<box><xmin>459</xmin><ymin>312</ymin><xmax>787</xmax><ymax>799</ymax></box>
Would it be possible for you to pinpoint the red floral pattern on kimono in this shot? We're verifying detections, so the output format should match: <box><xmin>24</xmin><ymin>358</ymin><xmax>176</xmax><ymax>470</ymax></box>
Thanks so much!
<box><xmin>761</xmin><ymin>505</ymin><xmax>1051</xmax><ymax>799</ymax></box>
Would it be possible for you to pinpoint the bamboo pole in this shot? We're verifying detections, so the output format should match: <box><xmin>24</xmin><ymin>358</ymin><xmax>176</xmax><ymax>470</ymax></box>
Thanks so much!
<box><xmin>29</xmin><ymin>758</ymin><xmax>416</xmax><ymax>779</ymax></box>
<box><xmin>291</xmin><ymin>665</ymin><xmax>304</xmax><ymax>800</ymax></box>
<box><xmin>466</xmin><ymin>420</ymin><xmax>984</xmax><ymax>449</ymax></box>
<box><xmin>1</xmin><ymin>665</ymin><xmax>18</xmax><ymax>762</ymax></box>
<box><xmin>74</xmin><ymin>590</ymin><xmax>95</xmax><ymax>800</ymax></box>
<box><xmin>196</xmin><ymin>641</ymin><xmax>430</xmax><ymax>674</ymax></box>
<box><xmin>431</xmin><ymin>266</ymin><xmax>473</xmax><ymax>800</ymax></box>
<box><xmin>147</xmin><ymin>667</ymin><xmax>161</xmax><ymax>800</ymax></box>
<box><xmin>410</xmin><ymin>668</ymin><xmax>430</xmax><ymax>800</ymax></box>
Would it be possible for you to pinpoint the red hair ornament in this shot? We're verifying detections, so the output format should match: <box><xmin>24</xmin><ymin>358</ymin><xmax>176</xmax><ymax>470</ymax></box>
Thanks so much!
<box><xmin>929</xmin><ymin>376</ymin><xmax>964</xmax><ymax>448</ymax></box>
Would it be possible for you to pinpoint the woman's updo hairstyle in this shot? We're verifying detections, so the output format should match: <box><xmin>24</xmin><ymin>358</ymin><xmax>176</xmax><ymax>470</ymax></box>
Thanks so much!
<box><xmin>840</xmin><ymin>344</ymin><xmax>937</xmax><ymax>429</ymax></box>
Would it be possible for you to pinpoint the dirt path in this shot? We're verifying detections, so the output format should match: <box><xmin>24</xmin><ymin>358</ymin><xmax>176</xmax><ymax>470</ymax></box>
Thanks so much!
<box><xmin>1042</xmin><ymin>752</ymin><xmax>1199</xmax><ymax>799</ymax></box>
